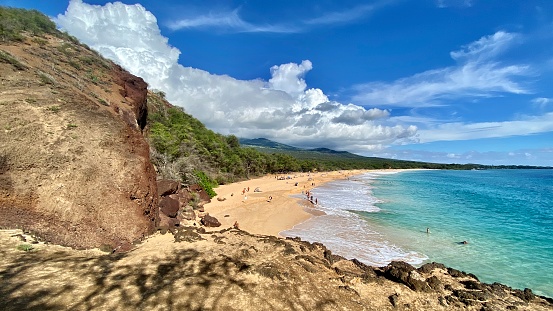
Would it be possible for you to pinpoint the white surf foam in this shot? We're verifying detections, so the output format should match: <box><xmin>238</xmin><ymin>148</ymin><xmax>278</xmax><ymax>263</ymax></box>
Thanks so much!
<box><xmin>283</xmin><ymin>172</ymin><xmax>428</xmax><ymax>266</ymax></box>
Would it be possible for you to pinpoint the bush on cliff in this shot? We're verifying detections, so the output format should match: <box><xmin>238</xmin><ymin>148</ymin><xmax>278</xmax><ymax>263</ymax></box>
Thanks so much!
<box><xmin>194</xmin><ymin>170</ymin><xmax>217</xmax><ymax>198</ymax></box>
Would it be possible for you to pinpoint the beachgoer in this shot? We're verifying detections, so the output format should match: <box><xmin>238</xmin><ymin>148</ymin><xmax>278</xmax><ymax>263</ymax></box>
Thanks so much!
<box><xmin>247</xmin><ymin>187</ymin><xmax>250</xmax><ymax>192</ymax></box>
<box><xmin>233</xmin><ymin>221</ymin><xmax>239</xmax><ymax>229</ymax></box>
<box><xmin>426</xmin><ymin>228</ymin><xmax>430</xmax><ymax>234</ymax></box>
<box><xmin>462</xmin><ymin>240</ymin><xmax>468</xmax><ymax>244</ymax></box>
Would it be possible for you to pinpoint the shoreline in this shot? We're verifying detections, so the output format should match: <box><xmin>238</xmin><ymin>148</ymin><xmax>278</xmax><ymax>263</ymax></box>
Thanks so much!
<box><xmin>202</xmin><ymin>169</ymin><xmax>415</xmax><ymax>237</ymax></box>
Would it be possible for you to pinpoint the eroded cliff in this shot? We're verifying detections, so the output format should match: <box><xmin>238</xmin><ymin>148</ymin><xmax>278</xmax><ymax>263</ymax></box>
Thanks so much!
<box><xmin>0</xmin><ymin>32</ymin><xmax>158</xmax><ymax>249</ymax></box>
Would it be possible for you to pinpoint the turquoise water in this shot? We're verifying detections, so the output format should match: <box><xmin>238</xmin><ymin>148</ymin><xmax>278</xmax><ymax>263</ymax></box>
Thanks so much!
<box><xmin>282</xmin><ymin>169</ymin><xmax>553</xmax><ymax>298</ymax></box>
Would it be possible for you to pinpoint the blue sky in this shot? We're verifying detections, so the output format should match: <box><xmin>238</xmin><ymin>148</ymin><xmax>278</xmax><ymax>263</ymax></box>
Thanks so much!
<box><xmin>3</xmin><ymin>0</ymin><xmax>553</xmax><ymax>166</ymax></box>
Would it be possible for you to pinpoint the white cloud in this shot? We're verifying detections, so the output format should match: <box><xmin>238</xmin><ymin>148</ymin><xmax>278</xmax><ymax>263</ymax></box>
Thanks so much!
<box><xmin>166</xmin><ymin>2</ymin><xmax>391</xmax><ymax>33</ymax></box>
<box><xmin>303</xmin><ymin>3</ymin><xmax>381</xmax><ymax>25</ymax></box>
<box><xmin>371</xmin><ymin>148</ymin><xmax>553</xmax><ymax>166</ymax></box>
<box><xmin>352</xmin><ymin>31</ymin><xmax>530</xmax><ymax>107</ymax></box>
<box><xmin>166</xmin><ymin>9</ymin><xmax>298</xmax><ymax>33</ymax></box>
<box><xmin>532</xmin><ymin>97</ymin><xmax>553</xmax><ymax>109</ymax></box>
<box><xmin>417</xmin><ymin>112</ymin><xmax>553</xmax><ymax>142</ymax></box>
<box><xmin>55</xmin><ymin>0</ymin><xmax>417</xmax><ymax>152</ymax></box>
<box><xmin>450</xmin><ymin>31</ymin><xmax>516</xmax><ymax>62</ymax></box>
<box><xmin>436</xmin><ymin>0</ymin><xmax>474</xmax><ymax>9</ymax></box>
<box><xmin>268</xmin><ymin>60</ymin><xmax>312</xmax><ymax>97</ymax></box>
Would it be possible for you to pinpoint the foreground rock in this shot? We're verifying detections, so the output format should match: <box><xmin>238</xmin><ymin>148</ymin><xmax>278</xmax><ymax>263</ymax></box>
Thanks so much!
<box><xmin>0</xmin><ymin>34</ymin><xmax>158</xmax><ymax>249</ymax></box>
<box><xmin>1</xmin><ymin>228</ymin><xmax>551</xmax><ymax>311</ymax></box>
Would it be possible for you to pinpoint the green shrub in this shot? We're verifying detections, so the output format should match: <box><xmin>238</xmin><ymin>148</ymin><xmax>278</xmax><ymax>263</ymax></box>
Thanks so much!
<box><xmin>17</xmin><ymin>244</ymin><xmax>34</xmax><ymax>252</ymax></box>
<box><xmin>38</xmin><ymin>71</ymin><xmax>55</xmax><ymax>85</ymax></box>
<box><xmin>68</xmin><ymin>60</ymin><xmax>81</xmax><ymax>70</ymax></box>
<box><xmin>46</xmin><ymin>105</ymin><xmax>60</xmax><ymax>113</ymax></box>
<box><xmin>0</xmin><ymin>50</ymin><xmax>27</xmax><ymax>70</ymax></box>
<box><xmin>194</xmin><ymin>170</ymin><xmax>217</xmax><ymax>198</ymax></box>
<box><xmin>0</xmin><ymin>7</ymin><xmax>57</xmax><ymax>42</ymax></box>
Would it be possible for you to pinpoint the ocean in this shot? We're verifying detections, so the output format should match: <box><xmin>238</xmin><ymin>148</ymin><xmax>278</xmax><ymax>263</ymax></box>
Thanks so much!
<box><xmin>281</xmin><ymin>169</ymin><xmax>553</xmax><ymax>298</ymax></box>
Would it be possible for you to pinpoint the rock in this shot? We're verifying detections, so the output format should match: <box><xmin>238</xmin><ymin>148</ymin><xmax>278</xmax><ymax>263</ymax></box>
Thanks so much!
<box><xmin>452</xmin><ymin>289</ymin><xmax>489</xmax><ymax>305</ymax></box>
<box><xmin>173</xmin><ymin>227</ymin><xmax>204</xmax><ymax>243</ymax></box>
<box><xmin>389</xmin><ymin>293</ymin><xmax>399</xmax><ymax>307</ymax></box>
<box><xmin>169</xmin><ymin>217</ymin><xmax>180</xmax><ymax>227</ymax></box>
<box><xmin>180</xmin><ymin>206</ymin><xmax>196</xmax><ymax>221</ymax></box>
<box><xmin>426</xmin><ymin>276</ymin><xmax>443</xmax><ymax>291</ymax></box>
<box><xmin>383</xmin><ymin>261</ymin><xmax>431</xmax><ymax>292</ymax></box>
<box><xmin>513</xmin><ymin>288</ymin><xmax>535</xmax><ymax>302</ymax></box>
<box><xmin>200</xmin><ymin>214</ymin><xmax>221</xmax><ymax>227</ymax></box>
<box><xmin>461</xmin><ymin>280</ymin><xmax>485</xmax><ymax>290</ymax></box>
<box><xmin>159</xmin><ymin>196</ymin><xmax>180</xmax><ymax>218</ymax></box>
<box><xmin>447</xmin><ymin>267</ymin><xmax>479</xmax><ymax>280</ymax></box>
<box><xmin>418</xmin><ymin>262</ymin><xmax>447</xmax><ymax>274</ymax></box>
<box><xmin>158</xmin><ymin>214</ymin><xmax>172</xmax><ymax>228</ymax></box>
<box><xmin>157</xmin><ymin>180</ymin><xmax>180</xmax><ymax>197</ymax></box>
<box><xmin>114</xmin><ymin>64</ymin><xmax>149</xmax><ymax>130</ymax></box>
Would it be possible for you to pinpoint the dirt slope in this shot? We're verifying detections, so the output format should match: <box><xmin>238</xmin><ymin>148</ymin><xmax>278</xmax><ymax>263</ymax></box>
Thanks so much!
<box><xmin>0</xmin><ymin>33</ymin><xmax>158</xmax><ymax>249</ymax></box>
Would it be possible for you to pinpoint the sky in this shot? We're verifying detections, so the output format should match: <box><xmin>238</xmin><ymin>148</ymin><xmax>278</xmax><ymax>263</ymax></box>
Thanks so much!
<box><xmin>3</xmin><ymin>0</ymin><xmax>553</xmax><ymax>166</ymax></box>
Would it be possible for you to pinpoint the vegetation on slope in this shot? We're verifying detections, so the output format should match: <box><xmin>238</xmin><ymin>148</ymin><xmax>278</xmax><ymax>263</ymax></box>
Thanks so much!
<box><xmin>0</xmin><ymin>6</ymin><xmax>75</xmax><ymax>43</ymax></box>
<box><xmin>146</xmin><ymin>91</ymin><xmax>275</xmax><ymax>195</ymax></box>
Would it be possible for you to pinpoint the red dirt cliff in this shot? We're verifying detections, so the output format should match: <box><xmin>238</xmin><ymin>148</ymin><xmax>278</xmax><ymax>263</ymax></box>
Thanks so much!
<box><xmin>0</xmin><ymin>34</ymin><xmax>158</xmax><ymax>250</ymax></box>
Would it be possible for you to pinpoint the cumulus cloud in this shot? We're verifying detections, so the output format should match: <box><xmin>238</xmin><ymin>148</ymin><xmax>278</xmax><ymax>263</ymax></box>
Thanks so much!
<box><xmin>268</xmin><ymin>60</ymin><xmax>312</xmax><ymax>97</ymax></box>
<box><xmin>352</xmin><ymin>31</ymin><xmax>530</xmax><ymax>107</ymax></box>
<box><xmin>55</xmin><ymin>0</ymin><xmax>416</xmax><ymax>152</ymax></box>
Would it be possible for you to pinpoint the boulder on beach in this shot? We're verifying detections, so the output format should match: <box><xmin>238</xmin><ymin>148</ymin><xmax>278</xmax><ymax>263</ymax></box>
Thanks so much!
<box><xmin>159</xmin><ymin>197</ymin><xmax>180</xmax><ymax>218</ymax></box>
<box><xmin>200</xmin><ymin>214</ymin><xmax>221</xmax><ymax>227</ymax></box>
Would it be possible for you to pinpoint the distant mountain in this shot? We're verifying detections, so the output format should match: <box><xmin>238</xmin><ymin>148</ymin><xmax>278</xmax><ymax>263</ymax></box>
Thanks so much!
<box><xmin>238</xmin><ymin>138</ymin><xmax>302</xmax><ymax>151</ymax></box>
<box><xmin>240</xmin><ymin>138</ymin><xmax>365</xmax><ymax>159</ymax></box>
<box><xmin>240</xmin><ymin>138</ymin><xmax>494</xmax><ymax>170</ymax></box>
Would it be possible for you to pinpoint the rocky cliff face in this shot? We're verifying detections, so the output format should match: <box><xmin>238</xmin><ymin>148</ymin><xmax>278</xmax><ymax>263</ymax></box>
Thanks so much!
<box><xmin>0</xmin><ymin>33</ymin><xmax>158</xmax><ymax>249</ymax></box>
<box><xmin>1</xmin><ymin>227</ymin><xmax>552</xmax><ymax>310</ymax></box>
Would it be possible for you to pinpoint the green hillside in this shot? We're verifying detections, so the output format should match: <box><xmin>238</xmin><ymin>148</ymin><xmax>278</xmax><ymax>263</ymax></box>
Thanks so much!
<box><xmin>240</xmin><ymin>138</ymin><xmax>484</xmax><ymax>170</ymax></box>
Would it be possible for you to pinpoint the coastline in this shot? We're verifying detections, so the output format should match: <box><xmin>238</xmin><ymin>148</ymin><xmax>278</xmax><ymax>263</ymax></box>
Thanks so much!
<box><xmin>202</xmin><ymin>169</ymin><xmax>414</xmax><ymax>237</ymax></box>
<box><xmin>2</xmin><ymin>169</ymin><xmax>552</xmax><ymax>309</ymax></box>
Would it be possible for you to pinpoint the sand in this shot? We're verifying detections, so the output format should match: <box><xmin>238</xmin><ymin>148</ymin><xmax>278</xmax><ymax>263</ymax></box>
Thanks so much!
<box><xmin>202</xmin><ymin>170</ymin><xmax>369</xmax><ymax>237</ymax></box>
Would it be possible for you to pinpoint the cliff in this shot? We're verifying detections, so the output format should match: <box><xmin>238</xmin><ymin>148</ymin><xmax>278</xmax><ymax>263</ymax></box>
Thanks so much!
<box><xmin>0</xmin><ymin>31</ymin><xmax>158</xmax><ymax>249</ymax></box>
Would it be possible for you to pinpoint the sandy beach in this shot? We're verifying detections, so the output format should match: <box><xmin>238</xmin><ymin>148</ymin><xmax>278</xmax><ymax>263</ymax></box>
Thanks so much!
<box><xmin>202</xmin><ymin>170</ymin><xmax>369</xmax><ymax>236</ymax></box>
